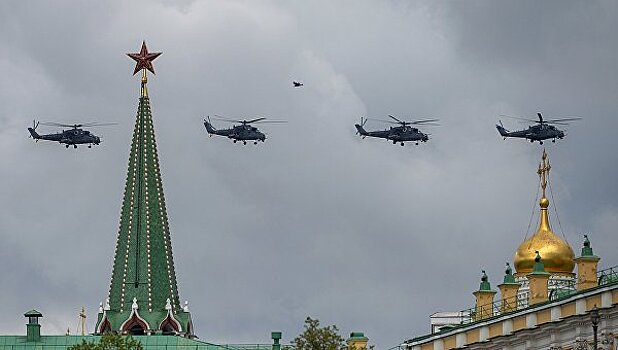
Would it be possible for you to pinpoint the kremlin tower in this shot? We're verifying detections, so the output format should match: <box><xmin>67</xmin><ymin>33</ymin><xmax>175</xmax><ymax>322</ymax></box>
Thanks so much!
<box><xmin>95</xmin><ymin>42</ymin><xmax>193</xmax><ymax>337</ymax></box>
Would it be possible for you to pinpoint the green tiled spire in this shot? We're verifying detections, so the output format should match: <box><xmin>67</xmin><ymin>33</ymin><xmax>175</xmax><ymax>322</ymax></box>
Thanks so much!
<box><xmin>96</xmin><ymin>50</ymin><xmax>193</xmax><ymax>336</ymax></box>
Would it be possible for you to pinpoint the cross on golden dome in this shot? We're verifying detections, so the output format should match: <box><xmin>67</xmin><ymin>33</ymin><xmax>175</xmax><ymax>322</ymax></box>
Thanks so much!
<box><xmin>514</xmin><ymin>149</ymin><xmax>574</xmax><ymax>275</ymax></box>
<box><xmin>537</xmin><ymin>149</ymin><xmax>551</xmax><ymax>198</ymax></box>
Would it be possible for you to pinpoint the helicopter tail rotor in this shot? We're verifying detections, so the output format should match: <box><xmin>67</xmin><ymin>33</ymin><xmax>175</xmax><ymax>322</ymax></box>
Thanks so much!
<box><xmin>203</xmin><ymin>116</ymin><xmax>217</xmax><ymax>135</ymax></box>
<box><xmin>28</xmin><ymin>120</ymin><xmax>41</xmax><ymax>140</ymax></box>
<box><xmin>355</xmin><ymin>117</ymin><xmax>368</xmax><ymax>137</ymax></box>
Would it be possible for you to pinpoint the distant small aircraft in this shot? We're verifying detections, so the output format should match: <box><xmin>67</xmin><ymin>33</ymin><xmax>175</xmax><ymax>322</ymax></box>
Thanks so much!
<box><xmin>293</xmin><ymin>81</ymin><xmax>304</xmax><ymax>88</ymax></box>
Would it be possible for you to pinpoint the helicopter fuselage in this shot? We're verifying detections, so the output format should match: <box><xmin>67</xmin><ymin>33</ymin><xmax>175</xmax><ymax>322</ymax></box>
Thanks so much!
<box><xmin>204</xmin><ymin>120</ymin><xmax>266</xmax><ymax>143</ymax></box>
<box><xmin>28</xmin><ymin>127</ymin><xmax>101</xmax><ymax>147</ymax></box>
<box><xmin>355</xmin><ymin>124</ymin><xmax>429</xmax><ymax>144</ymax></box>
<box><xmin>496</xmin><ymin>123</ymin><xmax>565</xmax><ymax>143</ymax></box>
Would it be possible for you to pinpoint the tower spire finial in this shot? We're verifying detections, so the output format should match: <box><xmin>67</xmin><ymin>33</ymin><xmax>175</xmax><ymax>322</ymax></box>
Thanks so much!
<box><xmin>537</xmin><ymin>149</ymin><xmax>551</xmax><ymax>199</ymax></box>
<box><xmin>127</xmin><ymin>41</ymin><xmax>162</xmax><ymax>98</ymax></box>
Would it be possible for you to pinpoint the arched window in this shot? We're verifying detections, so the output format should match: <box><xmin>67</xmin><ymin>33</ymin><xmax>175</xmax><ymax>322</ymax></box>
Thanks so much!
<box><xmin>99</xmin><ymin>318</ymin><xmax>112</xmax><ymax>334</ymax></box>
<box><xmin>129</xmin><ymin>324</ymin><xmax>145</xmax><ymax>335</ymax></box>
<box><xmin>160</xmin><ymin>315</ymin><xmax>180</xmax><ymax>335</ymax></box>
<box><xmin>121</xmin><ymin>313</ymin><xmax>149</xmax><ymax>335</ymax></box>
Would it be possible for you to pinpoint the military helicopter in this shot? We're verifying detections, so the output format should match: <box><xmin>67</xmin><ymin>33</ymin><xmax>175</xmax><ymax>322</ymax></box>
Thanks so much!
<box><xmin>496</xmin><ymin>113</ymin><xmax>582</xmax><ymax>144</ymax></box>
<box><xmin>293</xmin><ymin>81</ymin><xmax>304</xmax><ymax>87</ymax></box>
<box><xmin>203</xmin><ymin>116</ymin><xmax>286</xmax><ymax>145</ymax></box>
<box><xmin>354</xmin><ymin>115</ymin><xmax>439</xmax><ymax>146</ymax></box>
<box><xmin>27</xmin><ymin>121</ymin><xmax>116</xmax><ymax>148</ymax></box>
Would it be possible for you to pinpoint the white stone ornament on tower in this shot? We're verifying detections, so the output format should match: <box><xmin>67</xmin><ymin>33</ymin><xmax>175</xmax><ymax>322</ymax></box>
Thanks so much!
<box><xmin>132</xmin><ymin>297</ymin><xmax>139</xmax><ymax>310</ymax></box>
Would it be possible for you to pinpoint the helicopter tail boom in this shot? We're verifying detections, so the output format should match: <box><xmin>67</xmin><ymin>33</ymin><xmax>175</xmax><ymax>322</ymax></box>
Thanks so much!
<box><xmin>203</xmin><ymin>118</ymin><xmax>217</xmax><ymax>135</ymax></box>
<box><xmin>27</xmin><ymin>127</ymin><xmax>41</xmax><ymax>139</ymax></box>
<box><xmin>496</xmin><ymin>122</ymin><xmax>510</xmax><ymax>137</ymax></box>
<box><xmin>355</xmin><ymin>123</ymin><xmax>368</xmax><ymax>136</ymax></box>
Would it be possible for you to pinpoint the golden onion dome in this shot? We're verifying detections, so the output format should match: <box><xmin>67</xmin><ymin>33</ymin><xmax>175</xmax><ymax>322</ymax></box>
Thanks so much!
<box><xmin>514</xmin><ymin>150</ymin><xmax>575</xmax><ymax>276</ymax></box>
<box><xmin>514</xmin><ymin>196</ymin><xmax>575</xmax><ymax>275</ymax></box>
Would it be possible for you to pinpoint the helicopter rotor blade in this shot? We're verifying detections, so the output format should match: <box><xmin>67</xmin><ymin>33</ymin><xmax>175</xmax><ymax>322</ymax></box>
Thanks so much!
<box><xmin>410</xmin><ymin>119</ymin><xmax>440</xmax><ymax>125</ymax></box>
<box><xmin>79</xmin><ymin>122</ymin><xmax>118</xmax><ymax>127</ymax></box>
<box><xmin>39</xmin><ymin>121</ymin><xmax>117</xmax><ymax>128</ymax></box>
<box><xmin>369</xmin><ymin>118</ymin><xmax>400</xmax><ymax>124</ymax></box>
<box><xmin>545</xmin><ymin>117</ymin><xmax>583</xmax><ymax>123</ymax></box>
<box><xmin>39</xmin><ymin>122</ymin><xmax>76</xmax><ymax>127</ymax></box>
<box><xmin>213</xmin><ymin>115</ymin><xmax>244</xmax><ymax>123</ymax></box>
<box><xmin>254</xmin><ymin>120</ymin><xmax>287</xmax><ymax>124</ymax></box>
<box><xmin>499</xmin><ymin>115</ymin><xmax>538</xmax><ymax>123</ymax></box>
<box><xmin>245</xmin><ymin>117</ymin><xmax>267</xmax><ymax>124</ymax></box>
<box><xmin>388</xmin><ymin>115</ymin><xmax>403</xmax><ymax>123</ymax></box>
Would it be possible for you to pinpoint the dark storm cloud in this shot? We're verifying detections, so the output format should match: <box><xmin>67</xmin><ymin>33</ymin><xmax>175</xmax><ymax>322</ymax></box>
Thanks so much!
<box><xmin>1</xmin><ymin>1</ymin><xmax>617</xmax><ymax>348</ymax></box>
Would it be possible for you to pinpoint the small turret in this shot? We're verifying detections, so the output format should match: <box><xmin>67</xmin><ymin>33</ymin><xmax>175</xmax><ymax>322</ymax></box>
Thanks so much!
<box><xmin>527</xmin><ymin>252</ymin><xmax>550</xmax><ymax>305</ymax></box>
<box><xmin>575</xmin><ymin>235</ymin><xmax>600</xmax><ymax>291</ymax></box>
<box><xmin>498</xmin><ymin>263</ymin><xmax>520</xmax><ymax>313</ymax></box>
<box><xmin>473</xmin><ymin>271</ymin><xmax>496</xmax><ymax>320</ymax></box>
<box><xmin>347</xmin><ymin>332</ymin><xmax>369</xmax><ymax>350</ymax></box>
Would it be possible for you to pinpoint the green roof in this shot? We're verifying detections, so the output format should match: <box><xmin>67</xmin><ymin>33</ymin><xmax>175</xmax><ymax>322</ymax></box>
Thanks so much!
<box><xmin>0</xmin><ymin>335</ymin><xmax>273</xmax><ymax>350</ymax></box>
<box><xmin>24</xmin><ymin>310</ymin><xmax>42</xmax><ymax>317</ymax></box>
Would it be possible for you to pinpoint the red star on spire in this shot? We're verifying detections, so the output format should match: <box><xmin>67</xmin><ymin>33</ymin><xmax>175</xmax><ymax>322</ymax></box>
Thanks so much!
<box><xmin>127</xmin><ymin>41</ymin><xmax>162</xmax><ymax>75</ymax></box>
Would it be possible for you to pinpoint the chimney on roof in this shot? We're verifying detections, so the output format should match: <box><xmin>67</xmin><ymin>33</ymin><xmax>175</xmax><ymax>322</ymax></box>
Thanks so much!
<box><xmin>272</xmin><ymin>331</ymin><xmax>282</xmax><ymax>350</ymax></box>
<box><xmin>24</xmin><ymin>309</ymin><xmax>42</xmax><ymax>342</ymax></box>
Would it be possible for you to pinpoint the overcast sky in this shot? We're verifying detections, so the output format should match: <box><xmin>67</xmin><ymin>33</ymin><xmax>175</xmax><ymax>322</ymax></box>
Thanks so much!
<box><xmin>1</xmin><ymin>1</ymin><xmax>617</xmax><ymax>348</ymax></box>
